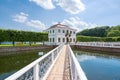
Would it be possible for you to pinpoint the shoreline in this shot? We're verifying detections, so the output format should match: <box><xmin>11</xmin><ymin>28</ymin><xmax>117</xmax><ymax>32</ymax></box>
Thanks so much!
<box><xmin>71</xmin><ymin>45</ymin><xmax>120</xmax><ymax>55</ymax></box>
<box><xmin>0</xmin><ymin>45</ymin><xmax>56</xmax><ymax>55</ymax></box>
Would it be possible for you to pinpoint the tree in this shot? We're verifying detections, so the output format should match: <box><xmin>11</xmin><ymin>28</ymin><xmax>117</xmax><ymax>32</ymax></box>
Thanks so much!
<box><xmin>107</xmin><ymin>30</ymin><xmax>120</xmax><ymax>37</ymax></box>
<box><xmin>107</xmin><ymin>25</ymin><xmax>120</xmax><ymax>37</ymax></box>
<box><xmin>0</xmin><ymin>29</ymin><xmax>48</xmax><ymax>46</ymax></box>
<box><xmin>0</xmin><ymin>29</ymin><xmax>4</xmax><ymax>44</ymax></box>
<box><xmin>77</xmin><ymin>26</ymin><xmax>109</xmax><ymax>37</ymax></box>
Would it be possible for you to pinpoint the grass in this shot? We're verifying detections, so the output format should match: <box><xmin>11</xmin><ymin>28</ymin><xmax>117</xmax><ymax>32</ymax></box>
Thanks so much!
<box><xmin>0</xmin><ymin>44</ymin><xmax>41</xmax><ymax>47</ymax></box>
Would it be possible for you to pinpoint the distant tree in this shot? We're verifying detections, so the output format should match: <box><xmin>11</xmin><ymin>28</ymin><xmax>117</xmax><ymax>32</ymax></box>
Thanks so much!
<box><xmin>107</xmin><ymin>30</ymin><xmax>120</xmax><ymax>37</ymax></box>
<box><xmin>0</xmin><ymin>29</ymin><xmax>48</xmax><ymax>46</ymax></box>
<box><xmin>7</xmin><ymin>30</ymin><xmax>18</xmax><ymax>46</ymax></box>
<box><xmin>0</xmin><ymin>29</ymin><xmax>4</xmax><ymax>44</ymax></box>
<box><xmin>77</xmin><ymin>26</ymin><xmax>109</xmax><ymax>37</ymax></box>
<box><xmin>107</xmin><ymin>25</ymin><xmax>120</xmax><ymax>37</ymax></box>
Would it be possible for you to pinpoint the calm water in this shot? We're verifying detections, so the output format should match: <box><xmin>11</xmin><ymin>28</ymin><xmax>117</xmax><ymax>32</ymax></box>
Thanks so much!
<box><xmin>74</xmin><ymin>50</ymin><xmax>120</xmax><ymax>80</ymax></box>
<box><xmin>0</xmin><ymin>49</ymin><xmax>51</xmax><ymax>80</ymax></box>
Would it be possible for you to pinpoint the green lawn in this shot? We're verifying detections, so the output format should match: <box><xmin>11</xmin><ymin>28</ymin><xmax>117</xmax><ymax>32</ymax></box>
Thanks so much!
<box><xmin>0</xmin><ymin>44</ymin><xmax>41</xmax><ymax>47</ymax></box>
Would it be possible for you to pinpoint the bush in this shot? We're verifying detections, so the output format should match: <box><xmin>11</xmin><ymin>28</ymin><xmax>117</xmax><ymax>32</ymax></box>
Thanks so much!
<box><xmin>77</xmin><ymin>36</ymin><xmax>102</xmax><ymax>42</ymax></box>
<box><xmin>77</xmin><ymin>36</ymin><xmax>120</xmax><ymax>42</ymax></box>
<box><xmin>0</xmin><ymin>29</ymin><xmax>48</xmax><ymax>46</ymax></box>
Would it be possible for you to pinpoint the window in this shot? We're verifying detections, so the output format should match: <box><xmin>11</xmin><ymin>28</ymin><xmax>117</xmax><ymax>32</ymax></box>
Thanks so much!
<box><xmin>58</xmin><ymin>38</ymin><xmax>61</xmax><ymax>42</ymax></box>
<box><xmin>53</xmin><ymin>30</ymin><xmax>54</xmax><ymax>33</ymax></box>
<box><xmin>63</xmin><ymin>30</ymin><xmax>65</xmax><ymax>33</ymax></box>
<box><xmin>70</xmin><ymin>38</ymin><xmax>72</xmax><ymax>42</ymax></box>
<box><xmin>63</xmin><ymin>38</ymin><xmax>65</xmax><ymax>42</ymax></box>
<box><xmin>73</xmin><ymin>31</ymin><xmax>75</xmax><ymax>34</ymax></box>
<box><xmin>58</xmin><ymin>29</ymin><xmax>61</xmax><ymax>33</ymax></box>
<box><xmin>73</xmin><ymin>38</ymin><xmax>76</xmax><ymax>42</ymax></box>
<box><xmin>70</xmin><ymin>31</ymin><xmax>72</xmax><ymax>34</ymax></box>
<box><xmin>67</xmin><ymin>30</ymin><xmax>69</xmax><ymax>33</ymax></box>
<box><xmin>53</xmin><ymin>38</ymin><xmax>54</xmax><ymax>42</ymax></box>
<box><xmin>50</xmin><ymin>38</ymin><xmax>51</xmax><ymax>42</ymax></box>
<box><xmin>50</xmin><ymin>30</ymin><xmax>51</xmax><ymax>33</ymax></box>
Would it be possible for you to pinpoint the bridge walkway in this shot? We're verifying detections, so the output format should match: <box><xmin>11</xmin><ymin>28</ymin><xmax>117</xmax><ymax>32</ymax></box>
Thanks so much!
<box><xmin>46</xmin><ymin>45</ymin><xmax>71</xmax><ymax>80</ymax></box>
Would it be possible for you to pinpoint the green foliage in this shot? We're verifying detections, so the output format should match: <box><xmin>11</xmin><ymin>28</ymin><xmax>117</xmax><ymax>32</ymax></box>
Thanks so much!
<box><xmin>77</xmin><ymin>36</ymin><xmax>120</xmax><ymax>42</ymax></box>
<box><xmin>0</xmin><ymin>29</ymin><xmax>4</xmax><ymax>43</ymax></box>
<box><xmin>77</xmin><ymin>25</ymin><xmax>120</xmax><ymax>42</ymax></box>
<box><xmin>0</xmin><ymin>29</ymin><xmax>48</xmax><ymax>46</ymax></box>
<box><xmin>77</xmin><ymin>36</ymin><xmax>102</xmax><ymax>42</ymax></box>
<box><xmin>77</xmin><ymin>26</ymin><xmax>109</xmax><ymax>37</ymax></box>
<box><xmin>103</xmin><ymin>37</ymin><xmax>116</xmax><ymax>42</ymax></box>
<box><xmin>117</xmin><ymin>37</ymin><xmax>120</xmax><ymax>41</ymax></box>
<box><xmin>107</xmin><ymin>25</ymin><xmax>120</xmax><ymax>37</ymax></box>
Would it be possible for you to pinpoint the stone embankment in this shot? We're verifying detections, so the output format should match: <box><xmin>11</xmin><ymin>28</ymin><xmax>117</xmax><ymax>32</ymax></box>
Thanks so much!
<box><xmin>72</xmin><ymin>45</ymin><xmax>120</xmax><ymax>53</ymax></box>
<box><xmin>0</xmin><ymin>45</ymin><xmax>56</xmax><ymax>53</ymax></box>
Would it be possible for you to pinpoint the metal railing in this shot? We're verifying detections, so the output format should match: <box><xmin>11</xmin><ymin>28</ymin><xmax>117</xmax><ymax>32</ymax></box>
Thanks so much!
<box><xmin>5</xmin><ymin>44</ymin><xmax>64</xmax><ymax>80</ymax></box>
<box><xmin>76</xmin><ymin>42</ymin><xmax>120</xmax><ymax>48</ymax></box>
<box><xmin>68</xmin><ymin>44</ymin><xmax>87</xmax><ymax>80</ymax></box>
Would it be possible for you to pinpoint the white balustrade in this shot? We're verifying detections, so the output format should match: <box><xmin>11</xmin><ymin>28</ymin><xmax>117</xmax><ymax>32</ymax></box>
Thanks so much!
<box><xmin>5</xmin><ymin>44</ymin><xmax>64</xmax><ymax>80</ymax></box>
<box><xmin>76</xmin><ymin>42</ymin><xmax>120</xmax><ymax>48</ymax></box>
<box><xmin>68</xmin><ymin>44</ymin><xmax>87</xmax><ymax>80</ymax></box>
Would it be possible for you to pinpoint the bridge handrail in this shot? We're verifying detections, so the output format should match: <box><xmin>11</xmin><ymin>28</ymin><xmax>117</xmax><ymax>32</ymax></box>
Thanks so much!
<box><xmin>68</xmin><ymin>44</ymin><xmax>87</xmax><ymax>80</ymax></box>
<box><xmin>5</xmin><ymin>44</ymin><xmax>64</xmax><ymax>80</ymax></box>
<box><xmin>76</xmin><ymin>42</ymin><xmax>120</xmax><ymax>48</ymax></box>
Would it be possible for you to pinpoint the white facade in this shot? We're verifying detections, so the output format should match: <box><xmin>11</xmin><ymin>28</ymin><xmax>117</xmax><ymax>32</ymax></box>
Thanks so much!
<box><xmin>45</xmin><ymin>24</ymin><xmax>76</xmax><ymax>45</ymax></box>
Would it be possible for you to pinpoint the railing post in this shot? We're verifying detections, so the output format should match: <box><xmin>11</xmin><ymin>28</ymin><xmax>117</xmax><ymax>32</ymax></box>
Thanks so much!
<box><xmin>34</xmin><ymin>64</ymin><xmax>39</xmax><ymax>80</ymax></box>
<box><xmin>52</xmin><ymin>52</ymin><xmax>54</xmax><ymax>62</ymax></box>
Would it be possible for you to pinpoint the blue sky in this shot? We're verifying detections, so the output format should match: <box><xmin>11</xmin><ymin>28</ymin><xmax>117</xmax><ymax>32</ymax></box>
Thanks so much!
<box><xmin>0</xmin><ymin>0</ymin><xmax>120</xmax><ymax>32</ymax></box>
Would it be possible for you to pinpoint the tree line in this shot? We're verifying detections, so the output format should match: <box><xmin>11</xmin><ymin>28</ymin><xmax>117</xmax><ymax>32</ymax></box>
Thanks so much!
<box><xmin>0</xmin><ymin>29</ymin><xmax>48</xmax><ymax>46</ymax></box>
<box><xmin>77</xmin><ymin>25</ymin><xmax>120</xmax><ymax>42</ymax></box>
<box><xmin>77</xmin><ymin>25</ymin><xmax>120</xmax><ymax>37</ymax></box>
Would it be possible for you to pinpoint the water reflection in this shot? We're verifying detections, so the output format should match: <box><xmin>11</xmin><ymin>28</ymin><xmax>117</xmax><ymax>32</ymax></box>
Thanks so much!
<box><xmin>75</xmin><ymin>51</ymin><xmax>120</xmax><ymax>61</ymax></box>
<box><xmin>77</xmin><ymin>55</ymin><xmax>96</xmax><ymax>62</ymax></box>
<box><xmin>38</xmin><ymin>52</ymin><xmax>44</xmax><ymax>56</ymax></box>
<box><xmin>74</xmin><ymin>50</ymin><xmax>120</xmax><ymax>80</ymax></box>
<box><xmin>0</xmin><ymin>49</ymin><xmax>51</xmax><ymax>80</ymax></box>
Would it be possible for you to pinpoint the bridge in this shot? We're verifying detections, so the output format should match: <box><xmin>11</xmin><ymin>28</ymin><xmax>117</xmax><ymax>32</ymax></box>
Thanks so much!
<box><xmin>5</xmin><ymin>42</ymin><xmax>120</xmax><ymax>80</ymax></box>
<box><xmin>5</xmin><ymin>44</ymin><xmax>87</xmax><ymax>80</ymax></box>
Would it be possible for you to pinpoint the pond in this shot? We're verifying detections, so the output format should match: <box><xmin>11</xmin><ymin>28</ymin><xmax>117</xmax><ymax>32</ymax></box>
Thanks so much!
<box><xmin>1</xmin><ymin>48</ymin><xmax>120</xmax><ymax>80</ymax></box>
<box><xmin>74</xmin><ymin>50</ymin><xmax>120</xmax><ymax>80</ymax></box>
<box><xmin>0</xmin><ymin>49</ymin><xmax>51</xmax><ymax>80</ymax></box>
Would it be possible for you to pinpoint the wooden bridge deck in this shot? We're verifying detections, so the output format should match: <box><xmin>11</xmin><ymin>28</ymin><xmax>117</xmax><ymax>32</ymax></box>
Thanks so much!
<box><xmin>47</xmin><ymin>45</ymin><xmax>71</xmax><ymax>80</ymax></box>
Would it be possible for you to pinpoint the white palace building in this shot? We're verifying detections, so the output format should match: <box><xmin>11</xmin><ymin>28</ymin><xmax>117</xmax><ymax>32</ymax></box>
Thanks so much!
<box><xmin>45</xmin><ymin>23</ymin><xmax>77</xmax><ymax>45</ymax></box>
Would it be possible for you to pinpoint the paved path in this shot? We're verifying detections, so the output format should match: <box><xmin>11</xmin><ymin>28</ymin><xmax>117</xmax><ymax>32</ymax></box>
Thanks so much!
<box><xmin>47</xmin><ymin>45</ymin><xmax>70</xmax><ymax>80</ymax></box>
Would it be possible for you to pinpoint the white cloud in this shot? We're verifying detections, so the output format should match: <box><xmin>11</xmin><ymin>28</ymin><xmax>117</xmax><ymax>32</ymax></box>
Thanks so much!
<box><xmin>12</xmin><ymin>12</ymin><xmax>46</xmax><ymax>31</ymax></box>
<box><xmin>29</xmin><ymin>0</ymin><xmax>85</xmax><ymax>14</ymax></box>
<box><xmin>12</xmin><ymin>12</ymin><xmax>28</xmax><ymax>23</ymax></box>
<box><xmin>61</xmin><ymin>17</ymin><xmax>98</xmax><ymax>31</ymax></box>
<box><xmin>29</xmin><ymin>0</ymin><xmax>55</xmax><ymax>9</ymax></box>
<box><xmin>26</xmin><ymin>20</ymin><xmax>46</xmax><ymax>30</ymax></box>
<box><xmin>55</xmin><ymin>0</ymin><xmax>85</xmax><ymax>14</ymax></box>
